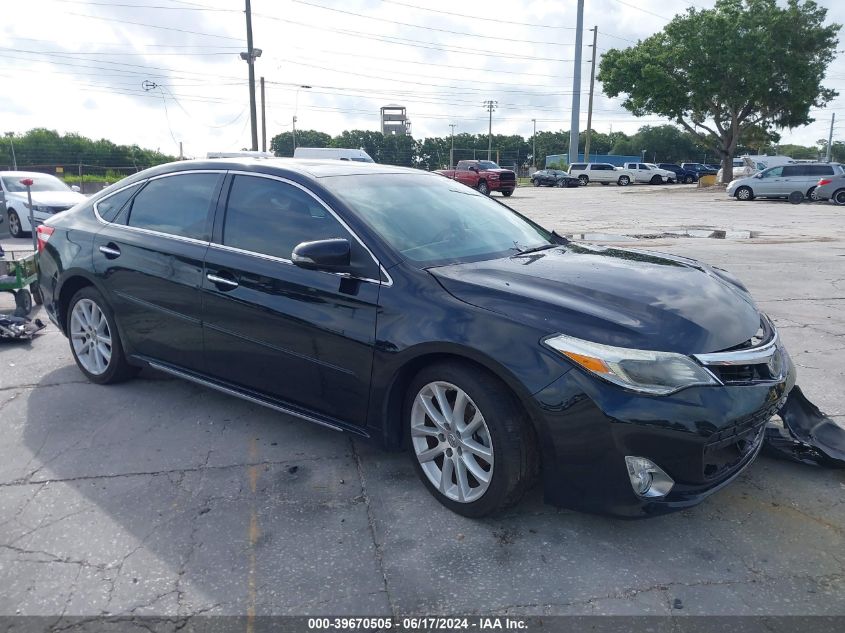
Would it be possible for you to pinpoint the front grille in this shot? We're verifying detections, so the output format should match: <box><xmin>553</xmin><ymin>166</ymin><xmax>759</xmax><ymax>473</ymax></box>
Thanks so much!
<box><xmin>708</xmin><ymin>362</ymin><xmax>777</xmax><ymax>384</ymax></box>
<box><xmin>702</xmin><ymin>407</ymin><xmax>773</xmax><ymax>480</ymax></box>
<box><xmin>50</xmin><ymin>206</ymin><xmax>72</xmax><ymax>213</ymax></box>
<box><xmin>498</xmin><ymin>172</ymin><xmax>516</xmax><ymax>183</ymax></box>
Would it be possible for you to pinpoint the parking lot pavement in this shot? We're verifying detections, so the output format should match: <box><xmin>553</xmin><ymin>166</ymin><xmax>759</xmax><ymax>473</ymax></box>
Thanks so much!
<box><xmin>0</xmin><ymin>186</ymin><xmax>843</xmax><ymax>621</ymax></box>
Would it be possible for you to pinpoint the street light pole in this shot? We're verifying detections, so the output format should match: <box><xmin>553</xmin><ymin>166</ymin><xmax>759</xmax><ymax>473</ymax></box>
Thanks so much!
<box><xmin>292</xmin><ymin>85</ymin><xmax>311</xmax><ymax>152</ymax></box>
<box><xmin>483</xmin><ymin>100</ymin><xmax>497</xmax><ymax>160</ymax></box>
<box><xmin>569</xmin><ymin>0</ymin><xmax>585</xmax><ymax>165</ymax></box>
<box><xmin>240</xmin><ymin>0</ymin><xmax>261</xmax><ymax>151</ymax></box>
<box><xmin>584</xmin><ymin>26</ymin><xmax>598</xmax><ymax>162</ymax></box>
<box><xmin>5</xmin><ymin>132</ymin><xmax>17</xmax><ymax>170</ymax></box>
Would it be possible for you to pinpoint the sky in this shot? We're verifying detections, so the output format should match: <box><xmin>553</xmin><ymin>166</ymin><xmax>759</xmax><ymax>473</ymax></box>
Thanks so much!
<box><xmin>2</xmin><ymin>0</ymin><xmax>845</xmax><ymax>161</ymax></box>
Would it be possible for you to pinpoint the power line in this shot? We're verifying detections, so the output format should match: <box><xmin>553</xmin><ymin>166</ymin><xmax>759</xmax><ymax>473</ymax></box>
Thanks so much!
<box><xmin>47</xmin><ymin>0</ymin><xmax>238</xmax><ymax>10</ymax></box>
<box><xmin>610</xmin><ymin>0</ymin><xmax>672</xmax><ymax>21</ymax></box>
<box><xmin>66</xmin><ymin>11</ymin><xmax>244</xmax><ymax>41</ymax></box>
<box><xmin>374</xmin><ymin>0</ymin><xmax>576</xmax><ymax>30</ymax></box>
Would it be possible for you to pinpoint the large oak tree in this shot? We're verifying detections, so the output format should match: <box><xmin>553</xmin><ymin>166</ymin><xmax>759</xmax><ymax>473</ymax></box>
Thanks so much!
<box><xmin>597</xmin><ymin>0</ymin><xmax>839</xmax><ymax>181</ymax></box>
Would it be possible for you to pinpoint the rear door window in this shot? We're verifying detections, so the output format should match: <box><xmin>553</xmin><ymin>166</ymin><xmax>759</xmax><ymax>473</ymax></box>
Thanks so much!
<box><xmin>127</xmin><ymin>173</ymin><xmax>221</xmax><ymax>240</ymax></box>
<box><xmin>96</xmin><ymin>183</ymin><xmax>143</xmax><ymax>223</ymax></box>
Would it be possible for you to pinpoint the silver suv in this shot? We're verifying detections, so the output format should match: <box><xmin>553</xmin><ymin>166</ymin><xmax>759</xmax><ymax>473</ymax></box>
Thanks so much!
<box><xmin>726</xmin><ymin>163</ymin><xmax>843</xmax><ymax>201</ymax></box>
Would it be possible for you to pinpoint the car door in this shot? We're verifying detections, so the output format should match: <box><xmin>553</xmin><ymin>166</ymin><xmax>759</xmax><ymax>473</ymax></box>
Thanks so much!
<box><xmin>455</xmin><ymin>164</ymin><xmax>475</xmax><ymax>187</ymax></box>
<box><xmin>92</xmin><ymin>171</ymin><xmax>223</xmax><ymax>371</ymax></box>
<box><xmin>201</xmin><ymin>173</ymin><xmax>382</xmax><ymax>426</ymax></box>
<box><xmin>755</xmin><ymin>166</ymin><xmax>784</xmax><ymax>195</ymax></box>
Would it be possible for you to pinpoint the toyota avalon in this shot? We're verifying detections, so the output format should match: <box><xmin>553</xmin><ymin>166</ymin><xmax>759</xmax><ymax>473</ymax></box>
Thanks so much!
<box><xmin>36</xmin><ymin>159</ymin><xmax>795</xmax><ymax>517</ymax></box>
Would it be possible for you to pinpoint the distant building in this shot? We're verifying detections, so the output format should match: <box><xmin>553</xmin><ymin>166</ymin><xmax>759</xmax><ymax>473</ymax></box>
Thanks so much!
<box><xmin>381</xmin><ymin>105</ymin><xmax>411</xmax><ymax>136</ymax></box>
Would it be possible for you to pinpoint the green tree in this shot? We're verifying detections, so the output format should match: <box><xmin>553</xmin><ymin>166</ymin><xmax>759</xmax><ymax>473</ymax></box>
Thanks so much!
<box><xmin>270</xmin><ymin>130</ymin><xmax>332</xmax><ymax>157</ymax></box>
<box><xmin>598</xmin><ymin>0</ymin><xmax>840</xmax><ymax>181</ymax></box>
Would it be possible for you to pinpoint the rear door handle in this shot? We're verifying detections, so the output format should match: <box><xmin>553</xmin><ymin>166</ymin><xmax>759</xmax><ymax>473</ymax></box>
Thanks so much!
<box><xmin>98</xmin><ymin>244</ymin><xmax>121</xmax><ymax>259</ymax></box>
<box><xmin>207</xmin><ymin>273</ymin><xmax>239</xmax><ymax>290</ymax></box>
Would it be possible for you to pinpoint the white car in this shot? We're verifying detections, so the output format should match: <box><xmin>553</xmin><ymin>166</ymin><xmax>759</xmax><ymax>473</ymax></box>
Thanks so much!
<box><xmin>568</xmin><ymin>162</ymin><xmax>634</xmax><ymax>186</ymax></box>
<box><xmin>622</xmin><ymin>163</ymin><xmax>675</xmax><ymax>184</ymax></box>
<box><xmin>0</xmin><ymin>172</ymin><xmax>85</xmax><ymax>237</ymax></box>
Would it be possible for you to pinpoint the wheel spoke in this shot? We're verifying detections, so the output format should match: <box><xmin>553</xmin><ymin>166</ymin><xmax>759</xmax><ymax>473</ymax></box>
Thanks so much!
<box><xmin>462</xmin><ymin>453</ymin><xmax>491</xmax><ymax>484</ymax></box>
<box><xmin>432</xmin><ymin>384</ymin><xmax>453</xmax><ymax>425</ymax></box>
<box><xmin>439</xmin><ymin>457</ymin><xmax>454</xmax><ymax>494</ymax></box>
<box><xmin>452</xmin><ymin>391</ymin><xmax>468</xmax><ymax>431</ymax></box>
<box><xmin>420</xmin><ymin>394</ymin><xmax>447</xmax><ymax>430</ymax></box>
<box><xmin>411</xmin><ymin>424</ymin><xmax>439</xmax><ymax>438</ymax></box>
<box><xmin>417</xmin><ymin>443</ymin><xmax>446</xmax><ymax>463</ymax></box>
<box><xmin>454</xmin><ymin>457</ymin><xmax>470</xmax><ymax>502</ymax></box>
<box><xmin>462</xmin><ymin>438</ymin><xmax>492</xmax><ymax>461</ymax></box>
<box><xmin>463</xmin><ymin>411</ymin><xmax>484</xmax><ymax>436</ymax></box>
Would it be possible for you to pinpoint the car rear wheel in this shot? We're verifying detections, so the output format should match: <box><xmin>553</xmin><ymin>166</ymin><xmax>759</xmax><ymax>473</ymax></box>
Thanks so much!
<box><xmin>684</xmin><ymin>175</ymin><xmax>695</xmax><ymax>184</ymax></box>
<box><xmin>501</xmin><ymin>190</ymin><xmax>513</xmax><ymax>197</ymax></box>
<box><xmin>477</xmin><ymin>180</ymin><xmax>490</xmax><ymax>195</ymax></box>
<box><xmin>532</xmin><ymin>179</ymin><xmax>540</xmax><ymax>187</ymax></box>
<box><xmin>407</xmin><ymin>363</ymin><xmax>536</xmax><ymax>517</ymax></box>
<box><xmin>807</xmin><ymin>186</ymin><xmax>819</xmax><ymax>202</ymax></box>
<box><xmin>650</xmin><ymin>175</ymin><xmax>662</xmax><ymax>185</ymax></box>
<box><xmin>578</xmin><ymin>175</ymin><xmax>589</xmax><ymax>186</ymax></box>
<box><xmin>556</xmin><ymin>179</ymin><xmax>566</xmax><ymax>187</ymax></box>
<box><xmin>617</xmin><ymin>175</ymin><xmax>630</xmax><ymax>186</ymax></box>
<box><xmin>68</xmin><ymin>287</ymin><xmax>139</xmax><ymax>385</ymax></box>
<box><xmin>600</xmin><ymin>182</ymin><xmax>609</xmax><ymax>186</ymax></box>
<box><xmin>833</xmin><ymin>189</ymin><xmax>845</xmax><ymax>205</ymax></box>
<box><xmin>7</xmin><ymin>210</ymin><xmax>24</xmax><ymax>238</ymax></box>
<box><xmin>735</xmin><ymin>186</ymin><xmax>754</xmax><ymax>201</ymax></box>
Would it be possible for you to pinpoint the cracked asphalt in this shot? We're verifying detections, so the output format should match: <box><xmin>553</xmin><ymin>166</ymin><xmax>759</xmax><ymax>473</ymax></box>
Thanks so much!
<box><xmin>0</xmin><ymin>185</ymin><xmax>843</xmax><ymax>620</ymax></box>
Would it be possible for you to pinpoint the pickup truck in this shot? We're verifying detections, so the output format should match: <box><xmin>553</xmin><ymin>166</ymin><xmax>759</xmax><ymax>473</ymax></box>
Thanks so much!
<box><xmin>568</xmin><ymin>162</ymin><xmax>634</xmax><ymax>186</ymax></box>
<box><xmin>435</xmin><ymin>160</ymin><xmax>516</xmax><ymax>196</ymax></box>
<box><xmin>622</xmin><ymin>163</ymin><xmax>675</xmax><ymax>184</ymax></box>
<box><xmin>657</xmin><ymin>163</ymin><xmax>698</xmax><ymax>184</ymax></box>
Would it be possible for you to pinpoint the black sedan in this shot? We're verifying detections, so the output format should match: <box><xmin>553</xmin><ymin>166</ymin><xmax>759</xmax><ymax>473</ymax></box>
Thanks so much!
<box><xmin>531</xmin><ymin>169</ymin><xmax>581</xmax><ymax>188</ymax></box>
<box><xmin>36</xmin><ymin>159</ymin><xmax>795</xmax><ymax>518</ymax></box>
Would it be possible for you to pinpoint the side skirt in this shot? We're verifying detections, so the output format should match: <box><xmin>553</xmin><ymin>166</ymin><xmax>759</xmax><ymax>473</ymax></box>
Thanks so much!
<box><xmin>134</xmin><ymin>356</ymin><xmax>370</xmax><ymax>438</ymax></box>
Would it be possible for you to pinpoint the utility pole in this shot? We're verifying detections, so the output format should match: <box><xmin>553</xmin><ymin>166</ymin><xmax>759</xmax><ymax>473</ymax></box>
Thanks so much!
<box><xmin>292</xmin><ymin>115</ymin><xmax>297</xmax><ymax>151</ymax></box>
<box><xmin>260</xmin><ymin>77</ymin><xmax>267</xmax><ymax>152</ymax></box>
<box><xmin>240</xmin><ymin>0</ymin><xmax>261</xmax><ymax>151</ymax></box>
<box><xmin>826</xmin><ymin>112</ymin><xmax>835</xmax><ymax>162</ymax></box>
<box><xmin>584</xmin><ymin>26</ymin><xmax>598</xmax><ymax>161</ymax></box>
<box><xmin>449</xmin><ymin>123</ymin><xmax>456</xmax><ymax>168</ymax></box>
<box><xmin>179</xmin><ymin>141</ymin><xmax>183</xmax><ymax>160</ymax></box>
<box><xmin>531</xmin><ymin>119</ymin><xmax>536</xmax><ymax>171</ymax></box>
<box><xmin>5</xmin><ymin>132</ymin><xmax>17</xmax><ymax>170</ymax></box>
<box><xmin>483</xmin><ymin>100</ymin><xmax>498</xmax><ymax>160</ymax></box>
<box><xmin>569</xmin><ymin>0</ymin><xmax>585</xmax><ymax>165</ymax></box>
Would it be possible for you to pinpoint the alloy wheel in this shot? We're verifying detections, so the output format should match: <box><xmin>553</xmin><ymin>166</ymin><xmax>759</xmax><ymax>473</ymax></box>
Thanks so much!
<box><xmin>410</xmin><ymin>381</ymin><xmax>494</xmax><ymax>503</ymax></box>
<box><xmin>70</xmin><ymin>298</ymin><xmax>112</xmax><ymax>375</ymax></box>
<box><xmin>8</xmin><ymin>211</ymin><xmax>22</xmax><ymax>237</ymax></box>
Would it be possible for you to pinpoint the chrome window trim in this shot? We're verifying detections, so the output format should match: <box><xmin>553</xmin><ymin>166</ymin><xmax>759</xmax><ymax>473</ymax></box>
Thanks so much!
<box><xmin>693</xmin><ymin>329</ymin><xmax>779</xmax><ymax>367</ymax></box>
<box><xmin>224</xmin><ymin>170</ymin><xmax>393</xmax><ymax>287</ymax></box>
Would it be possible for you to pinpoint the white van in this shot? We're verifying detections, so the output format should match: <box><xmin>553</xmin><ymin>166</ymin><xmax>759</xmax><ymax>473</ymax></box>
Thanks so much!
<box><xmin>206</xmin><ymin>151</ymin><xmax>275</xmax><ymax>159</ymax></box>
<box><xmin>293</xmin><ymin>147</ymin><xmax>375</xmax><ymax>163</ymax></box>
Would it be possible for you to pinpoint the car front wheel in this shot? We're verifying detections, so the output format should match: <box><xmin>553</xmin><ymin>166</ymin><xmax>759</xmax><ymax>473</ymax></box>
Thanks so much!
<box><xmin>7</xmin><ymin>210</ymin><xmax>24</xmax><ymax>238</ymax></box>
<box><xmin>617</xmin><ymin>176</ymin><xmax>630</xmax><ymax>186</ymax></box>
<box><xmin>684</xmin><ymin>175</ymin><xmax>695</xmax><ymax>184</ymax></box>
<box><xmin>68</xmin><ymin>287</ymin><xmax>139</xmax><ymax>384</ymax></box>
<box><xmin>407</xmin><ymin>363</ymin><xmax>536</xmax><ymax>517</ymax></box>
<box><xmin>477</xmin><ymin>181</ymin><xmax>490</xmax><ymax>195</ymax></box>
<box><xmin>735</xmin><ymin>186</ymin><xmax>754</xmax><ymax>201</ymax></box>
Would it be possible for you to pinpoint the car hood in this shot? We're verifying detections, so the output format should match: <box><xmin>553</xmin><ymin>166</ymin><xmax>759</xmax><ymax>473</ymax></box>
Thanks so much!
<box><xmin>6</xmin><ymin>190</ymin><xmax>85</xmax><ymax>206</ymax></box>
<box><xmin>429</xmin><ymin>243</ymin><xmax>761</xmax><ymax>354</ymax></box>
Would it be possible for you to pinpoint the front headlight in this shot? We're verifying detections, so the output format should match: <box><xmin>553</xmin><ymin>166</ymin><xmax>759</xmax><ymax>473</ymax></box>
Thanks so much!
<box><xmin>544</xmin><ymin>333</ymin><xmax>719</xmax><ymax>395</ymax></box>
<box><xmin>25</xmin><ymin>203</ymin><xmax>51</xmax><ymax>212</ymax></box>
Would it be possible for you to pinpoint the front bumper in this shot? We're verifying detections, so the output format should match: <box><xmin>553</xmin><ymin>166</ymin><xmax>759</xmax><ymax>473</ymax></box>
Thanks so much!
<box><xmin>488</xmin><ymin>179</ymin><xmax>516</xmax><ymax>193</ymax></box>
<box><xmin>528</xmin><ymin>351</ymin><xmax>796</xmax><ymax>517</ymax></box>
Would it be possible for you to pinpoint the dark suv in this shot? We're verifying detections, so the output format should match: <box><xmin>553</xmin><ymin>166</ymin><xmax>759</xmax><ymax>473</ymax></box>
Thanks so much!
<box><xmin>531</xmin><ymin>169</ymin><xmax>580</xmax><ymax>188</ymax></box>
<box><xmin>657</xmin><ymin>163</ymin><xmax>698</xmax><ymax>184</ymax></box>
<box><xmin>37</xmin><ymin>159</ymin><xmax>795</xmax><ymax>518</ymax></box>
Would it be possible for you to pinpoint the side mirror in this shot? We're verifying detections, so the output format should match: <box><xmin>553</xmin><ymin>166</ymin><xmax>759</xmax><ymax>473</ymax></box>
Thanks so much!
<box><xmin>470</xmin><ymin>166</ymin><xmax>479</xmax><ymax>172</ymax></box>
<box><xmin>71</xmin><ymin>185</ymin><xmax>81</xmax><ymax>193</ymax></box>
<box><xmin>754</xmin><ymin>173</ymin><xmax>763</xmax><ymax>179</ymax></box>
<box><xmin>292</xmin><ymin>238</ymin><xmax>351</xmax><ymax>272</ymax></box>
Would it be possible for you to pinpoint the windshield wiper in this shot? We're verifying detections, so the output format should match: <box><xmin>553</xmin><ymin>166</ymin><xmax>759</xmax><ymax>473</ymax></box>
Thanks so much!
<box><xmin>511</xmin><ymin>242</ymin><xmax>558</xmax><ymax>256</ymax></box>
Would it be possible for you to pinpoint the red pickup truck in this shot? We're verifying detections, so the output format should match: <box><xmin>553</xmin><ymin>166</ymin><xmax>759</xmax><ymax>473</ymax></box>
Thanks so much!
<box><xmin>435</xmin><ymin>160</ymin><xmax>516</xmax><ymax>196</ymax></box>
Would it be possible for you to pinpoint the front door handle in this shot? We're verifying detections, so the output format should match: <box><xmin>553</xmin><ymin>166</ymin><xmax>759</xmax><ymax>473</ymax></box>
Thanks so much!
<box><xmin>207</xmin><ymin>273</ymin><xmax>239</xmax><ymax>290</ymax></box>
<box><xmin>98</xmin><ymin>244</ymin><xmax>121</xmax><ymax>259</ymax></box>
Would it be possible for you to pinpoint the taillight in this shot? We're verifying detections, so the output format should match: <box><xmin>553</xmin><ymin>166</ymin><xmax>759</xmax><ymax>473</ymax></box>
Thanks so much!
<box><xmin>36</xmin><ymin>225</ymin><xmax>54</xmax><ymax>253</ymax></box>
<box><xmin>818</xmin><ymin>178</ymin><xmax>832</xmax><ymax>186</ymax></box>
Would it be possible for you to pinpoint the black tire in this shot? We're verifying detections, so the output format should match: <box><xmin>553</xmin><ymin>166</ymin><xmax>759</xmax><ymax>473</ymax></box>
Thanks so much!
<box><xmin>556</xmin><ymin>179</ymin><xmax>566</xmax><ymax>187</ymax></box>
<box><xmin>684</xmin><ymin>175</ymin><xmax>695</xmax><ymax>184</ymax></box>
<box><xmin>600</xmin><ymin>182</ymin><xmax>610</xmax><ymax>186</ymax></box>
<box><xmin>502</xmin><ymin>189</ymin><xmax>513</xmax><ymax>197</ymax></box>
<box><xmin>735</xmin><ymin>186</ymin><xmax>754</xmax><ymax>201</ymax></box>
<box><xmin>7</xmin><ymin>209</ymin><xmax>25</xmax><ymax>238</ymax></box>
<box><xmin>578</xmin><ymin>175</ymin><xmax>589</xmax><ymax>186</ymax></box>
<box><xmin>405</xmin><ymin>362</ymin><xmax>537</xmax><ymax>518</ymax></box>
<box><xmin>67</xmin><ymin>286</ymin><xmax>139</xmax><ymax>385</ymax></box>
<box><xmin>477</xmin><ymin>180</ymin><xmax>490</xmax><ymax>196</ymax></box>
<box><xmin>532</xmin><ymin>179</ymin><xmax>540</xmax><ymax>187</ymax></box>
<box><xmin>833</xmin><ymin>189</ymin><xmax>845</xmax><ymax>206</ymax></box>
<box><xmin>650</xmin><ymin>175</ymin><xmax>662</xmax><ymax>185</ymax></box>
<box><xmin>807</xmin><ymin>186</ymin><xmax>819</xmax><ymax>202</ymax></box>
<box><xmin>788</xmin><ymin>190</ymin><xmax>804</xmax><ymax>205</ymax></box>
<box><xmin>617</xmin><ymin>175</ymin><xmax>631</xmax><ymax>186</ymax></box>
<box><xmin>13</xmin><ymin>289</ymin><xmax>32</xmax><ymax>318</ymax></box>
<box><xmin>30</xmin><ymin>283</ymin><xmax>43</xmax><ymax>305</ymax></box>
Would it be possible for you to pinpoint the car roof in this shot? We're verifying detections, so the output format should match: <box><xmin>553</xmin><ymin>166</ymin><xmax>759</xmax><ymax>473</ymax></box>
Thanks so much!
<box><xmin>0</xmin><ymin>171</ymin><xmax>63</xmax><ymax>178</ymax></box>
<box><xmin>133</xmin><ymin>158</ymin><xmax>424</xmax><ymax>180</ymax></box>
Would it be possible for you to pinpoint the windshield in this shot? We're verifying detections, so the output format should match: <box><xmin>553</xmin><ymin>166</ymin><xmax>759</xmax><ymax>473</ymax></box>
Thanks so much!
<box><xmin>2</xmin><ymin>175</ymin><xmax>71</xmax><ymax>193</ymax></box>
<box><xmin>323</xmin><ymin>173</ymin><xmax>552</xmax><ymax>266</ymax></box>
<box><xmin>477</xmin><ymin>161</ymin><xmax>500</xmax><ymax>170</ymax></box>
